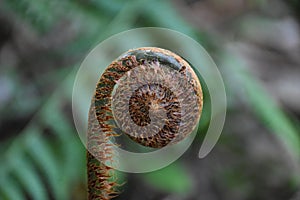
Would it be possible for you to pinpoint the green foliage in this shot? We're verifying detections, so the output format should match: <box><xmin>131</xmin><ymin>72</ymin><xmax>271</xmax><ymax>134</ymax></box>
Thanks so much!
<box><xmin>4</xmin><ymin>0</ymin><xmax>60</xmax><ymax>33</ymax></box>
<box><xmin>0</xmin><ymin>76</ymin><xmax>86</xmax><ymax>199</ymax></box>
<box><xmin>143</xmin><ymin>162</ymin><xmax>192</xmax><ymax>194</ymax></box>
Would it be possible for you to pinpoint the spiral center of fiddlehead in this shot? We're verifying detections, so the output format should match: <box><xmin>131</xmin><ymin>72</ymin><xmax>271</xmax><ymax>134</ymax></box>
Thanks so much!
<box><xmin>110</xmin><ymin>50</ymin><xmax>202</xmax><ymax>148</ymax></box>
<box><xmin>128</xmin><ymin>83</ymin><xmax>179</xmax><ymax>126</ymax></box>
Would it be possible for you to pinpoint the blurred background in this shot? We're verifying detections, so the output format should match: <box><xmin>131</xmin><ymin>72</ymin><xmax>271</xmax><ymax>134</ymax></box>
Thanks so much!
<box><xmin>0</xmin><ymin>0</ymin><xmax>300</xmax><ymax>200</ymax></box>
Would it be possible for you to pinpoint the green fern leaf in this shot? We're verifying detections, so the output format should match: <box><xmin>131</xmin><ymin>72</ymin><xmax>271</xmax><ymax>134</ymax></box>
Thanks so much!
<box><xmin>12</xmin><ymin>155</ymin><xmax>49</xmax><ymax>200</ymax></box>
<box><xmin>0</xmin><ymin>176</ymin><xmax>26</xmax><ymax>200</ymax></box>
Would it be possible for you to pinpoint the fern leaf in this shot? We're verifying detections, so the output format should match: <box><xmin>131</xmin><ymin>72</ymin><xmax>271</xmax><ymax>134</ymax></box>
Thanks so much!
<box><xmin>12</xmin><ymin>155</ymin><xmax>49</xmax><ymax>200</ymax></box>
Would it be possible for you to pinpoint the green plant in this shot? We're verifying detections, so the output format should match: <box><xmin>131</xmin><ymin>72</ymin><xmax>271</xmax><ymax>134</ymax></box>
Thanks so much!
<box><xmin>0</xmin><ymin>0</ymin><xmax>299</xmax><ymax>199</ymax></box>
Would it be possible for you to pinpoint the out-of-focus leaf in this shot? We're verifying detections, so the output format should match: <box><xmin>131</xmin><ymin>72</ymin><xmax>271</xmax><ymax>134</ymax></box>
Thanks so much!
<box><xmin>144</xmin><ymin>0</ymin><xmax>195</xmax><ymax>37</ymax></box>
<box><xmin>222</xmin><ymin>50</ymin><xmax>300</xmax><ymax>161</ymax></box>
<box><xmin>24</xmin><ymin>129</ymin><xmax>67</xmax><ymax>200</ymax></box>
<box><xmin>0</xmin><ymin>177</ymin><xmax>25</xmax><ymax>200</ymax></box>
<box><xmin>12</xmin><ymin>155</ymin><xmax>48</xmax><ymax>200</ymax></box>
<box><xmin>143</xmin><ymin>163</ymin><xmax>192</xmax><ymax>194</ymax></box>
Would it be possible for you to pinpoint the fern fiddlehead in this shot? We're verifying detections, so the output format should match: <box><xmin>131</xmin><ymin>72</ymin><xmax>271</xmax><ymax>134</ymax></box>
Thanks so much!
<box><xmin>87</xmin><ymin>47</ymin><xmax>203</xmax><ymax>199</ymax></box>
